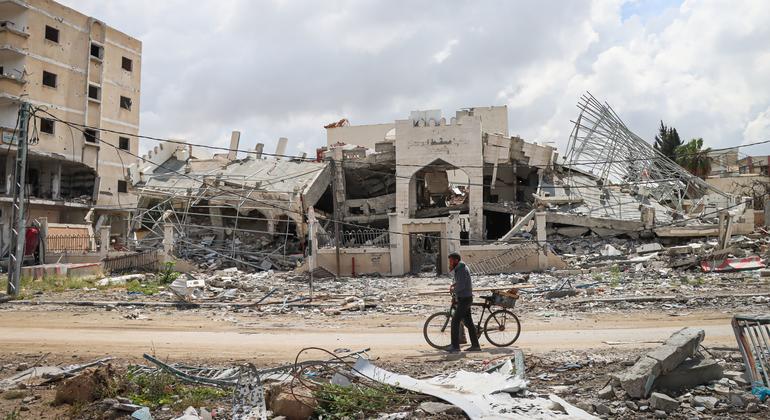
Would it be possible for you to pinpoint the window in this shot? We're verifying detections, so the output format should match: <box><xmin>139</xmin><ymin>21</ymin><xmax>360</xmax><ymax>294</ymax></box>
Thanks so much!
<box><xmin>118</xmin><ymin>136</ymin><xmax>130</xmax><ymax>150</ymax></box>
<box><xmin>40</xmin><ymin>118</ymin><xmax>54</xmax><ymax>134</ymax></box>
<box><xmin>42</xmin><ymin>71</ymin><xmax>57</xmax><ymax>88</ymax></box>
<box><xmin>84</xmin><ymin>129</ymin><xmax>98</xmax><ymax>143</ymax></box>
<box><xmin>119</xmin><ymin>96</ymin><xmax>132</xmax><ymax>110</ymax></box>
<box><xmin>88</xmin><ymin>84</ymin><xmax>101</xmax><ymax>100</ymax></box>
<box><xmin>90</xmin><ymin>43</ymin><xmax>104</xmax><ymax>60</ymax></box>
<box><xmin>121</xmin><ymin>57</ymin><xmax>133</xmax><ymax>72</ymax></box>
<box><xmin>117</xmin><ymin>180</ymin><xmax>128</xmax><ymax>193</ymax></box>
<box><xmin>45</xmin><ymin>25</ymin><xmax>59</xmax><ymax>43</ymax></box>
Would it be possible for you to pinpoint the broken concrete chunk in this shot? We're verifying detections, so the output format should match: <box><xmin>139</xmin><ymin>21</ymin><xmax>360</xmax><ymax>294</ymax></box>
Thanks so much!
<box><xmin>597</xmin><ymin>384</ymin><xmax>615</xmax><ymax>400</ymax></box>
<box><xmin>636</xmin><ymin>243</ymin><xmax>663</xmax><ymax>254</ymax></box>
<box><xmin>614</xmin><ymin>328</ymin><xmax>705</xmax><ymax>398</ymax></box>
<box><xmin>594</xmin><ymin>402</ymin><xmax>613</xmax><ymax>415</ymax></box>
<box><xmin>693</xmin><ymin>395</ymin><xmax>718</xmax><ymax>410</ymax></box>
<box><xmin>418</xmin><ymin>401</ymin><xmax>463</xmax><ymax>415</ymax></box>
<box><xmin>96</xmin><ymin>274</ymin><xmax>145</xmax><ymax>287</ymax></box>
<box><xmin>601</xmin><ymin>244</ymin><xmax>622</xmax><ymax>257</ymax></box>
<box><xmin>653</xmin><ymin>358</ymin><xmax>722</xmax><ymax>392</ymax></box>
<box><xmin>614</xmin><ymin>355</ymin><xmax>661</xmax><ymax>399</ymax></box>
<box><xmin>269</xmin><ymin>384</ymin><xmax>317</xmax><ymax>420</ymax></box>
<box><xmin>650</xmin><ymin>392</ymin><xmax>679</xmax><ymax>413</ymax></box>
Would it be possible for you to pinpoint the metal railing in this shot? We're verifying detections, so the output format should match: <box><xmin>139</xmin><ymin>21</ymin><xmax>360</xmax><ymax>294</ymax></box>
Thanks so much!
<box><xmin>317</xmin><ymin>228</ymin><xmax>390</xmax><ymax>249</ymax></box>
<box><xmin>102</xmin><ymin>250</ymin><xmax>161</xmax><ymax>274</ymax></box>
<box><xmin>45</xmin><ymin>234</ymin><xmax>96</xmax><ymax>253</ymax></box>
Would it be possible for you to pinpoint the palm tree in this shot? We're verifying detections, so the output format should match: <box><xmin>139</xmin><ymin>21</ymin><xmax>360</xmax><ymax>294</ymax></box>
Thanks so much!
<box><xmin>675</xmin><ymin>138</ymin><xmax>712</xmax><ymax>178</ymax></box>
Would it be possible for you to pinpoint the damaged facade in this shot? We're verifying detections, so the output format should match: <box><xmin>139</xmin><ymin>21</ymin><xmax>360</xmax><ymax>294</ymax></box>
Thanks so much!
<box><xmin>0</xmin><ymin>0</ymin><xmax>142</xmax><ymax>252</ymax></box>
<box><xmin>131</xmin><ymin>95</ymin><xmax>754</xmax><ymax>278</ymax></box>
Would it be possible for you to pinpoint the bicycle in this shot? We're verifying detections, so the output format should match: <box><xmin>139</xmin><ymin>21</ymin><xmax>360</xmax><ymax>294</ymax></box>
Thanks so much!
<box><xmin>423</xmin><ymin>289</ymin><xmax>521</xmax><ymax>349</ymax></box>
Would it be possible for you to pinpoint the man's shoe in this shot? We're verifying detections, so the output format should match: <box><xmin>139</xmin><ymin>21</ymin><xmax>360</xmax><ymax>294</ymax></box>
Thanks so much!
<box><xmin>464</xmin><ymin>346</ymin><xmax>481</xmax><ymax>352</ymax></box>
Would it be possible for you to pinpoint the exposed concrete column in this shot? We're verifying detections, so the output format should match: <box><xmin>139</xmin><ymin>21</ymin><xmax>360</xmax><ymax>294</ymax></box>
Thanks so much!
<box><xmin>162</xmin><ymin>223</ymin><xmax>174</xmax><ymax>256</ymax></box>
<box><xmin>331</xmin><ymin>147</ymin><xmax>347</xmax><ymax>216</ymax></box>
<box><xmin>254</xmin><ymin>143</ymin><xmax>264</xmax><ymax>159</ymax></box>
<box><xmin>535</xmin><ymin>211</ymin><xmax>547</xmax><ymax>271</ymax></box>
<box><xmin>227</xmin><ymin>131</ymin><xmax>240</xmax><ymax>161</ymax></box>
<box><xmin>468</xmin><ymin>168</ymin><xmax>484</xmax><ymax>241</ymax></box>
<box><xmin>209</xmin><ymin>205</ymin><xmax>225</xmax><ymax>241</ymax></box>
<box><xmin>447</xmin><ymin>210</ymin><xmax>462</xmax><ymax>254</ymax></box>
<box><xmin>388</xmin><ymin>212</ymin><xmax>404</xmax><ymax>276</ymax></box>
<box><xmin>275</xmin><ymin>137</ymin><xmax>288</xmax><ymax>158</ymax></box>
<box><xmin>765</xmin><ymin>200</ymin><xmax>770</xmax><ymax>227</ymax></box>
<box><xmin>99</xmin><ymin>225</ymin><xmax>110</xmax><ymax>257</ymax></box>
<box><xmin>51</xmin><ymin>163</ymin><xmax>61</xmax><ymax>200</ymax></box>
<box><xmin>641</xmin><ymin>205</ymin><xmax>655</xmax><ymax>230</ymax></box>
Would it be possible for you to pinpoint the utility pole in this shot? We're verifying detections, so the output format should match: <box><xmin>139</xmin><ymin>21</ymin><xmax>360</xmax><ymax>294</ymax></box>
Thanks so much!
<box><xmin>7</xmin><ymin>102</ymin><xmax>30</xmax><ymax>296</ymax></box>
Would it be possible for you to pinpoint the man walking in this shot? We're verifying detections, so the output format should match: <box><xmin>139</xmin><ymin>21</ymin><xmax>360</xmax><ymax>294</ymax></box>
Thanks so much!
<box><xmin>448</xmin><ymin>252</ymin><xmax>481</xmax><ymax>353</ymax></box>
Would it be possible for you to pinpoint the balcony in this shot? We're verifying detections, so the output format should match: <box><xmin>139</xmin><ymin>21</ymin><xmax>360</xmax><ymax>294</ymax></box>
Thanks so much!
<box><xmin>0</xmin><ymin>1</ymin><xmax>28</xmax><ymax>14</ymax></box>
<box><xmin>0</xmin><ymin>20</ymin><xmax>28</xmax><ymax>46</ymax></box>
<box><xmin>0</xmin><ymin>70</ymin><xmax>24</xmax><ymax>97</ymax></box>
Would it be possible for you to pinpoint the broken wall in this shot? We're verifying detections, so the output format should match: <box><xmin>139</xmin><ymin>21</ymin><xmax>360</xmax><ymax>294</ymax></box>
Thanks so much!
<box><xmin>394</xmin><ymin>114</ymin><xmax>484</xmax><ymax>240</ymax></box>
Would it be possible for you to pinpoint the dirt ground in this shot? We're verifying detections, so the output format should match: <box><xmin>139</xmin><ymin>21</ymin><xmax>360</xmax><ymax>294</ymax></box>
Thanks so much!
<box><xmin>0</xmin><ymin>306</ymin><xmax>737</xmax><ymax>363</ymax></box>
<box><xmin>0</xmin><ymin>271</ymin><xmax>767</xmax><ymax>419</ymax></box>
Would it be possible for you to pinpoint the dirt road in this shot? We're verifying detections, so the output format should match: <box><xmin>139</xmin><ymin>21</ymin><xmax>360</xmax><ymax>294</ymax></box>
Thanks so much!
<box><xmin>0</xmin><ymin>306</ymin><xmax>736</xmax><ymax>363</ymax></box>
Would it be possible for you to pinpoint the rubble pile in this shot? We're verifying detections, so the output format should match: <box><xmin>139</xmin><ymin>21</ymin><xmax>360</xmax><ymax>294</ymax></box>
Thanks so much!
<box><xmin>527</xmin><ymin>337</ymin><xmax>767</xmax><ymax>419</ymax></box>
<box><xmin>553</xmin><ymin>233</ymin><xmax>770</xmax><ymax>272</ymax></box>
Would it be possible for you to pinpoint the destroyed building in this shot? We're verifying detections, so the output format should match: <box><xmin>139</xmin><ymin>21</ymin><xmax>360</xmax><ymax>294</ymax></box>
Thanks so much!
<box><xmin>128</xmin><ymin>133</ymin><xmax>331</xmax><ymax>271</ymax></box>
<box><xmin>130</xmin><ymin>95</ymin><xmax>754</xmax><ymax>277</ymax></box>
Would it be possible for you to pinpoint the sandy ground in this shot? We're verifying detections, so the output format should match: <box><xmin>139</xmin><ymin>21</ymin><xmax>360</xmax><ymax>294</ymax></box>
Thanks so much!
<box><xmin>0</xmin><ymin>306</ymin><xmax>737</xmax><ymax>363</ymax></box>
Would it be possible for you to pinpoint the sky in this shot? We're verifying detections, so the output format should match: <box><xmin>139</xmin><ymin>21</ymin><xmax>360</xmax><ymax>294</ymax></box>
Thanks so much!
<box><xmin>61</xmin><ymin>0</ymin><xmax>770</xmax><ymax>159</ymax></box>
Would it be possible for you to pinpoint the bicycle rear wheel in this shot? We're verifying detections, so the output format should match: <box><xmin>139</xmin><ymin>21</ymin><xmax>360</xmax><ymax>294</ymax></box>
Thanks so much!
<box><xmin>484</xmin><ymin>309</ymin><xmax>521</xmax><ymax>347</ymax></box>
<box><xmin>423</xmin><ymin>312</ymin><xmax>452</xmax><ymax>349</ymax></box>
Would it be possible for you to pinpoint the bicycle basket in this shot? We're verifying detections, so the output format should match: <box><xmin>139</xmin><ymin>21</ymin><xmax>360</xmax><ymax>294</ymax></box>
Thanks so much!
<box><xmin>491</xmin><ymin>289</ymin><xmax>519</xmax><ymax>308</ymax></box>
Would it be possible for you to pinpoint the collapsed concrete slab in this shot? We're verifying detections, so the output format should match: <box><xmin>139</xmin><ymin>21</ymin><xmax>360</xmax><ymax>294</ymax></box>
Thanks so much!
<box><xmin>652</xmin><ymin>357</ymin><xmax>723</xmax><ymax>392</ymax></box>
<box><xmin>613</xmin><ymin>328</ymin><xmax>704</xmax><ymax>398</ymax></box>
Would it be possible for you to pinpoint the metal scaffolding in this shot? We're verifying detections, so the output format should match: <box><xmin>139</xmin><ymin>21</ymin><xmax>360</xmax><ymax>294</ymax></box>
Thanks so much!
<box><xmin>564</xmin><ymin>92</ymin><xmax>727</xmax><ymax>214</ymax></box>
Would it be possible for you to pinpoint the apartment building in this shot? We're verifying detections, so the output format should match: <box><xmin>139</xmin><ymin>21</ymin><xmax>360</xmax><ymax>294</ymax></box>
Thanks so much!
<box><xmin>0</xmin><ymin>0</ymin><xmax>141</xmax><ymax>246</ymax></box>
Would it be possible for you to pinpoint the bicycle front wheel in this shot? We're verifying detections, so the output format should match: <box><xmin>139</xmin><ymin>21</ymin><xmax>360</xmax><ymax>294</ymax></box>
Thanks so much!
<box><xmin>423</xmin><ymin>312</ymin><xmax>452</xmax><ymax>349</ymax></box>
<box><xmin>484</xmin><ymin>309</ymin><xmax>521</xmax><ymax>347</ymax></box>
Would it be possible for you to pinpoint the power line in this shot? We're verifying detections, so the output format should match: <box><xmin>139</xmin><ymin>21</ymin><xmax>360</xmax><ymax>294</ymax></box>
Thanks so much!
<box><xmin>30</xmin><ymin>106</ymin><xmax>763</xmax><ymax>247</ymax></box>
<box><xmin>30</xmin><ymin>107</ymin><xmax>770</xmax><ymax>170</ymax></box>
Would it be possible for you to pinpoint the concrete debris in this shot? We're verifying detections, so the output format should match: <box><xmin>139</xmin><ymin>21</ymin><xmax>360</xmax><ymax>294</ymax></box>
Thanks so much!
<box><xmin>268</xmin><ymin>384</ymin><xmax>317</xmax><ymax>420</ymax></box>
<box><xmin>613</xmin><ymin>328</ymin><xmax>705</xmax><ymax>398</ymax></box>
<box><xmin>96</xmin><ymin>273</ymin><xmax>146</xmax><ymax>287</ymax></box>
<box><xmin>418</xmin><ymin>401</ymin><xmax>463</xmax><ymax>415</ymax></box>
<box><xmin>54</xmin><ymin>364</ymin><xmax>115</xmax><ymax>405</ymax></box>
<box><xmin>353</xmin><ymin>357</ymin><xmax>597</xmax><ymax>419</ymax></box>
<box><xmin>0</xmin><ymin>357</ymin><xmax>113</xmax><ymax>390</ymax></box>
<box><xmin>597</xmin><ymin>384</ymin><xmax>615</xmax><ymax>400</ymax></box>
<box><xmin>649</xmin><ymin>392</ymin><xmax>679</xmax><ymax>412</ymax></box>
<box><xmin>652</xmin><ymin>357</ymin><xmax>723</xmax><ymax>392</ymax></box>
<box><xmin>131</xmin><ymin>406</ymin><xmax>153</xmax><ymax>420</ymax></box>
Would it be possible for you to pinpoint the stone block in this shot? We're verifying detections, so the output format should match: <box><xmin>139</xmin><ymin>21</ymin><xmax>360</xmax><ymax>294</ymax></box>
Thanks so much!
<box><xmin>615</xmin><ymin>328</ymin><xmax>704</xmax><ymax>398</ymax></box>
<box><xmin>647</xmin><ymin>328</ymin><xmax>704</xmax><ymax>374</ymax></box>
<box><xmin>652</xmin><ymin>358</ymin><xmax>723</xmax><ymax>392</ymax></box>
<box><xmin>614</xmin><ymin>355</ymin><xmax>661</xmax><ymax>398</ymax></box>
<box><xmin>598</xmin><ymin>384</ymin><xmax>615</xmax><ymax>400</ymax></box>
<box><xmin>650</xmin><ymin>392</ymin><xmax>679</xmax><ymax>413</ymax></box>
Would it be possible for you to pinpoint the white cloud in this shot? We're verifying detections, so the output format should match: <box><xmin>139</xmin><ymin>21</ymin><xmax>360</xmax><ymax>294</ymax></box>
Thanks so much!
<box><xmin>433</xmin><ymin>39</ymin><xmax>458</xmax><ymax>63</ymax></box>
<box><xmin>59</xmin><ymin>0</ymin><xmax>770</xmax><ymax>157</ymax></box>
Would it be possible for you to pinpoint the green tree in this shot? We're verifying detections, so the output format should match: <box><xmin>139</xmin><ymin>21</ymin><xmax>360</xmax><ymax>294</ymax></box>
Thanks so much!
<box><xmin>675</xmin><ymin>138</ymin><xmax>712</xmax><ymax>178</ymax></box>
<box><xmin>653</xmin><ymin>121</ymin><xmax>682</xmax><ymax>159</ymax></box>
